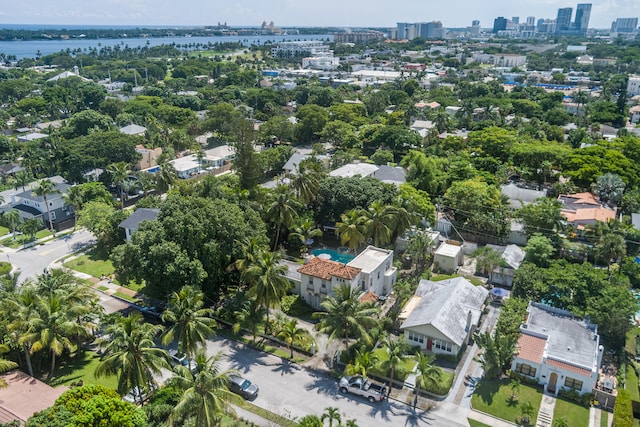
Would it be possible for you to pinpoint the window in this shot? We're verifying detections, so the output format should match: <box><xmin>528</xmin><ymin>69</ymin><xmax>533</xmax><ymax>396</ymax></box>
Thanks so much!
<box><xmin>308</xmin><ymin>277</ymin><xmax>313</xmax><ymax>285</ymax></box>
<box><xmin>321</xmin><ymin>280</ymin><xmax>326</xmax><ymax>288</ymax></box>
<box><xmin>564</xmin><ymin>377</ymin><xmax>583</xmax><ymax>391</ymax></box>
<box><xmin>515</xmin><ymin>363</ymin><xmax>537</xmax><ymax>377</ymax></box>
<box><xmin>434</xmin><ymin>339</ymin><xmax>452</xmax><ymax>352</ymax></box>
<box><xmin>407</xmin><ymin>330</ymin><xmax>424</xmax><ymax>344</ymax></box>
<box><xmin>377</xmin><ymin>271</ymin><xmax>380</xmax><ymax>279</ymax></box>
<box><xmin>49</xmin><ymin>211</ymin><xmax>56</xmax><ymax>220</ymax></box>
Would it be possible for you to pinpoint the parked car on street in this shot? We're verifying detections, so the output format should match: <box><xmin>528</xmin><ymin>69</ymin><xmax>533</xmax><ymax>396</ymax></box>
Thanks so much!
<box><xmin>339</xmin><ymin>375</ymin><xmax>387</xmax><ymax>403</ymax></box>
<box><xmin>227</xmin><ymin>374</ymin><xmax>259</xmax><ymax>400</ymax></box>
<box><xmin>168</xmin><ymin>349</ymin><xmax>197</xmax><ymax>373</ymax></box>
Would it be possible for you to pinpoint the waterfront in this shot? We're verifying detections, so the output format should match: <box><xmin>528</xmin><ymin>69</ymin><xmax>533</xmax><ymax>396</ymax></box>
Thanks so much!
<box><xmin>0</xmin><ymin>33</ymin><xmax>332</xmax><ymax>59</ymax></box>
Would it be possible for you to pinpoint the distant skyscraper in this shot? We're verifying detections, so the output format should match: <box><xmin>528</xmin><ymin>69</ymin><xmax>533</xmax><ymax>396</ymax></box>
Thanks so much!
<box><xmin>574</xmin><ymin>3</ymin><xmax>592</xmax><ymax>35</ymax></box>
<box><xmin>493</xmin><ymin>17</ymin><xmax>508</xmax><ymax>33</ymax></box>
<box><xmin>419</xmin><ymin>21</ymin><xmax>444</xmax><ymax>39</ymax></box>
<box><xmin>472</xmin><ymin>20</ymin><xmax>480</xmax><ymax>27</ymax></box>
<box><xmin>526</xmin><ymin>16</ymin><xmax>535</xmax><ymax>27</ymax></box>
<box><xmin>512</xmin><ymin>17</ymin><xmax>520</xmax><ymax>25</ymax></box>
<box><xmin>611</xmin><ymin>17</ymin><xmax>638</xmax><ymax>33</ymax></box>
<box><xmin>556</xmin><ymin>7</ymin><xmax>573</xmax><ymax>33</ymax></box>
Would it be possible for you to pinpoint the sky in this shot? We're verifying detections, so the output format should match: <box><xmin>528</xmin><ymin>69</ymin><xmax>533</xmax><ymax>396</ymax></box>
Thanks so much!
<box><xmin>1</xmin><ymin>0</ymin><xmax>639</xmax><ymax>29</ymax></box>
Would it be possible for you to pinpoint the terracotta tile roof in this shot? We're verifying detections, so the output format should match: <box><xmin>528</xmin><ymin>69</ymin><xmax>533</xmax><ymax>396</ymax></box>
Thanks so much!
<box><xmin>546</xmin><ymin>358</ymin><xmax>592</xmax><ymax>377</ymax></box>
<box><xmin>561</xmin><ymin>207</ymin><xmax>616</xmax><ymax>224</ymax></box>
<box><xmin>559</xmin><ymin>192</ymin><xmax>600</xmax><ymax>206</ymax></box>
<box><xmin>297</xmin><ymin>257</ymin><xmax>361</xmax><ymax>280</ymax></box>
<box><xmin>516</xmin><ymin>333</ymin><xmax>546</xmax><ymax>364</ymax></box>
<box><xmin>359</xmin><ymin>290</ymin><xmax>378</xmax><ymax>304</ymax></box>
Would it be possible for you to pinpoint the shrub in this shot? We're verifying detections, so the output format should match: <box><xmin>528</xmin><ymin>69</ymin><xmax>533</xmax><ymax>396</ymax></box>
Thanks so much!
<box><xmin>0</xmin><ymin>262</ymin><xmax>11</xmax><ymax>276</ymax></box>
<box><xmin>613</xmin><ymin>388</ymin><xmax>633</xmax><ymax>427</ymax></box>
<box><xmin>280</xmin><ymin>294</ymin><xmax>314</xmax><ymax>317</ymax></box>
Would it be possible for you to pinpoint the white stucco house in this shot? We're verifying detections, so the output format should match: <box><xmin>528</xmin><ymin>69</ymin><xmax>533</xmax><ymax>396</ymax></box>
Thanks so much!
<box><xmin>433</xmin><ymin>242</ymin><xmax>463</xmax><ymax>273</ymax></box>
<box><xmin>511</xmin><ymin>302</ymin><xmax>603</xmax><ymax>396</ymax></box>
<box><xmin>399</xmin><ymin>277</ymin><xmax>488</xmax><ymax>356</ymax></box>
<box><xmin>295</xmin><ymin>245</ymin><xmax>397</xmax><ymax>309</ymax></box>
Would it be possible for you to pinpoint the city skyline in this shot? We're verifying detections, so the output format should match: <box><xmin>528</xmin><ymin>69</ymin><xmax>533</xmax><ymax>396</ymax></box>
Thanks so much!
<box><xmin>0</xmin><ymin>0</ymin><xmax>639</xmax><ymax>29</ymax></box>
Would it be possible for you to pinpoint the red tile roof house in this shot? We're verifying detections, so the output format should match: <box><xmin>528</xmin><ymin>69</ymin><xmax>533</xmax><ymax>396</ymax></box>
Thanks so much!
<box><xmin>557</xmin><ymin>192</ymin><xmax>616</xmax><ymax>229</ymax></box>
<box><xmin>511</xmin><ymin>302</ymin><xmax>603</xmax><ymax>396</ymax></box>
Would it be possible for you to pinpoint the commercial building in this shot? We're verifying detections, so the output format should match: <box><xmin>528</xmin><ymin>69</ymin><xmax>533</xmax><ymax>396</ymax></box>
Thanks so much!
<box><xmin>611</xmin><ymin>18</ymin><xmax>638</xmax><ymax>34</ymax></box>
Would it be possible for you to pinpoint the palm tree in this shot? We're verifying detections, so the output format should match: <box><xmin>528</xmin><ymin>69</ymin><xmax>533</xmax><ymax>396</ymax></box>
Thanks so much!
<box><xmin>510</xmin><ymin>378</ymin><xmax>521</xmax><ymax>400</ymax></box>
<box><xmin>156</xmin><ymin>160</ymin><xmax>178</xmax><ymax>193</ymax></box>
<box><xmin>595</xmin><ymin>233</ymin><xmax>626</xmax><ymax>271</ymax></box>
<box><xmin>520</xmin><ymin>400</ymin><xmax>535</xmax><ymax>425</ymax></box>
<box><xmin>0</xmin><ymin>345</ymin><xmax>17</xmax><ymax>387</ymax></box>
<box><xmin>228</xmin><ymin>237</ymin><xmax>268</xmax><ymax>289</ymax></box>
<box><xmin>266</xmin><ymin>185</ymin><xmax>301</xmax><ymax>250</ymax></box>
<box><xmin>345</xmin><ymin>349</ymin><xmax>377</xmax><ymax>377</ymax></box>
<box><xmin>413</xmin><ymin>352</ymin><xmax>442</xmax><ymax>408</ymax></box>
<box><xmin>406</xmin><ymin>231</ymin><xmax>434</xmax><ymax>273</ymax></box>
<box><xmin>472</xmin><ymin>246</ymin><xmax>503</xmax><ymax>285</ymax></box>
<box><xmin>95</xmin><ymin>313</ymin><xmax>169</xmax><ymax>404</ymax></box>
<box><xmin>592</xmin><ymin>173</ymin><xmax>626</xmax><ymax>207</ymax></box>
<box><xmin>232</xmin><ymin>298</ymin><xmax>267</xmax><ymax>343</ymax></box>
<box><xmin>360</xmin><ymin>200</ymin><xmax>394</xmax><ymax>247</ymax></box>
<box><xmin>33</xmin><ymin>179</ymin><xmax>60</xmax><ymax>234</ymax></box>
<box><xmin>62</xmin><ymin>186</ymin><xmax>83</xmax><ymax>231</ymax></box>
<box><xmin>242</xmin><ymin>250</ymin><xmax>291</xmax><ymax>333</ymax></box>
<box><xmin>277</xmin><ymin>318</ymin><xmax>309</xmax><ymax>358</ymax></box>
<box><xmin>107</xmin><ymin>162</ymin><xmax>130</xmax><ymax>210</ymax></box>
<box><xmin>167</xmin><ymin>352</ymin><xmax>237</xmax><ymax>427</ymax></box>
<box><xmin>313</xmin><ymin>284</ymin><xmax>380</xmax><ymax>350</ymax></box>
<box><xmin>289</xmin><ymin>217</ymin><xmax>322</xmax><ymax>257</ymax></box>
<box><xmin>3</xmin><ymin>209</ymin><xmax>20</xmax><ymax>240</ymax></box>
<box><xmin>336</xmin><ymin>210</ymin><xmax>366</xmax><ymax>253</ymax></box>
<box><xmin>161</xmin><ymin>286</ymin><xmax>217</xmax><ymax>359</ymax></box>
<box><xmin>29</xmin><ymin>293</ymin><xmax>90</xmax><ymax>380</ymax></box>
<box><xmin>378</xmin><ymin>335</ymin><xmax>408</xmax><ymax>393</ymax></box>
<box><xmin>553</xmin><ymin>417</ymin><xmax>569</xmax><ymax>427</ymax></box>
<box><xmin>345</xmin><ymin>420</ymin><xmax>359</xmax><ymax>427</ymax></box>
<box><xmin>321</xmin><ymin>407</ymin><xmax>342</xmax><ymax>427</ymax></box>
<box><xmin>5</xmin><ymin>283</ymin><xmax>40</xmax><ymax>376</ymax></box>
<box><xmin>290</xmin><ymin>164</ymin><xmax>321</xmax><ymax>205</ymax></box>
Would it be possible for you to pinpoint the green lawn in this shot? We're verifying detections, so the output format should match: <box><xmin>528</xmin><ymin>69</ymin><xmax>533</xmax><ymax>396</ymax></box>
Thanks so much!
<box><xmin>48</xmin><ymin>350</ymin><xmax>117</xmax><ymax>390</ymax></box>
<box><xmin>600</xmin><ymin>411</ymin><xmax>609</xmax><ymax>427</ymax></box>
<box><xmin>0</xmin><ymin>226</ymin><xmax>9</xmax><ymax>237</ymax></box>
<box><xmin>471</xmin><ymin>379</ymin><xmax>543</xmax><ymax>424</ymax></box>
<box><xmin>468</xmin><ymin>419</ymin><xmax>492</xmax><ymax>427</ymax></box>
<box><xmin>627</xmin><ymin>362</ymin><xmax>640</xmax><ymax>401</ymax></box>
<box><xmin>64</xmin><ymin>252</ymin><xmax>115</xmax><ymax>278</ymax></box>
<box><xmin>113</xmin><ymin>291</ymin><xmax>138</xmax><ymax>303</ymax></box>
<box><xmin>0</xmin><ymin>229</ymin><xmax>52</xmax><ymax>248</ymax></box>
<box><xmin>369</xmin><ymin>348</ymin><xmax>416</xmax><ymax>382</ymax></box>
<box><xmin>626</xmin><ymin>327</ymin><xmax>640</xmax><ymax>357</ymax></box>
<box><xmin>552</xmin><ymin>398</ymin><xmax>590</xmax><ymax>427</ymax></box>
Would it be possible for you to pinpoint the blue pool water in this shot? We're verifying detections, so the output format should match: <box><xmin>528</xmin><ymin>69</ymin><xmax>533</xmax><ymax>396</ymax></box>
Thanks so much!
<box><xmin>312</xmin><ymin>248</ymin><xmax>355</xmax><ymax>264</ymax></box>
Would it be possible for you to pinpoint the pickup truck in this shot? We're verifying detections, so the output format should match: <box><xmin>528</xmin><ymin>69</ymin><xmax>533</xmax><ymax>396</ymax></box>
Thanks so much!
<box><xmin>338</xmin><ymin>375</ymin><xmax>387</xmax><ymax>403</ymax></box>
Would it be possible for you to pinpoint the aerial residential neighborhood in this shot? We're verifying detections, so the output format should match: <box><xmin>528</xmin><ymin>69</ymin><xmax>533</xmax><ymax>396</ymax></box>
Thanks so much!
<box><xmin>0</xmin><ymin>2</ymin><xmax>639</xmax><ymax>426</ymax></box>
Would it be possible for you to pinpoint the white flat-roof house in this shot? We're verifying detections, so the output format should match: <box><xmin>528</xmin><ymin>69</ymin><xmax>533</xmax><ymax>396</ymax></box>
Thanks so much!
<box><xmin>347</xmin><ymin>246</ymin><xmax>396</xmax><ymax>297</ymax></box>
<box><xmin>433</xmin><ymin>242</ymin><xmax>463</xmax><ymax>273</ymax></box>
<box><xmin>399</xmin><ymin>277</ymin><xmax>488</xmax><ymax>356</ymax></box>
<box><xmin>511</xmin><ymin>302</ymin><xmax>603</xmax><ymax>396</ymax></box>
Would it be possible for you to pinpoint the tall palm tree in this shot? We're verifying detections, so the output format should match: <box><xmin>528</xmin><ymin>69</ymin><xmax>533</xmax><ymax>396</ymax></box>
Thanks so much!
<box><xmin>156</xmin><ymin>161</ymin><xmax>178</xmax><ymax>194</ymax></box>
<box><xmin>289</xmin><ymin>217</ymin><xmax>323</xmax><ymax>257</ymax></box>
<box><xmin>0</xmin><ymin>345</ymin><xmax>17</xmax><ymax>388</ymax></box>
<box><xmin>520</xmin><ymin>400</ymin><xmax>535</xmax><ymax>425</ymax></box>
<box><xmin>3</xmin><ymin>209</ymin><xmax>20</xmax><ymax>240</ymax></box>
<box><xmin>313</xmin><ymin>284</ymin><xmax>380</xmax><ymax>350</ymax></box>
<box><xmin>266</xmin><ymin>185</ymin><xmax>301</xmax><ymax>250</ymax></box>
<box><xmin>33</xmin><ymin>179</ymin><xmax>60</xmax><ymax>234</ymax></box>
<box><xmin>242</xmin><ymin>250</ymin><xmax>291</xmax><ymax>333</ymax></box>
<box><xmin>167</xmin><ymin>352</ymin><xmax>237</xmax><ymax>427</ymax></box>
<box><xmin>161</xmin><ymin>286</ymin><xmax>217</xmax><ymax>358</ymax></box>
<box><xmin>277</xmin><ymin>318</ymin><xmax>309</xmax><ymax>358</ymax></box>
<box><xmin>5</xmin><ymin>284</ymin><xmax>39</xmax><ymax>376</ymax></box>
<box><xmin>472</xmin><ymin>246</ymin><xmax>503</xmax><ymax>285</ymax></box>
<box><xmin>345</xmin><ymin>349</ymin><xmax>377</xmax><ymax>377</ymax></box>
<box><xmin>595</xmin><ymin>233</ymin><xmax>626</xmax><ymax>271</ymax></box>
<box><xmin>378</xmin><ymin>335</ymin><xmax>408</xmax><ymax>393</ymax></box>
<box><xmin>592</xmin><ymin>172</ymin><xmax>626</xmax><ymax>207</ymax></box>
<box><xmin>62</xmin><ymin>186</ymin><xmax>83</xmax><ymax>231</ymax></box>
<box><xmin>413</xmin><ymin>352</ymin><xmax>442</xmax><ymax>408</ymax></box>
<box><xmin>227</xmin><ymin>237</ymin><xmax>268</xmax><ymax>289</ymax></box>
<box><xmin>107</xmin><ymin>162</ymin><xmax>130</xmax><ymax>210</ymax></box>
<box><xmin>232</xmin><ymin>298</ymin><xmax>267</xmax><ymax>343</ymax></box>
<box><xmin>321</xmin><ymin>407</ymin><xmax>342</xmax><ymax>427</ymax></box>
<box><xmin>95</xmin><ymin>313</ymin><xmax>169</xmax><ymax>404</ymax></box>
<box><xmin>406</xmin><ymin>231</ymin><xmax>434</xmax><ymax>273</ymax></box>
<box><xmin>29</xmin><ymin>293</ymin><xmax>89</xmax><ymax>380</ymax></box>
<box><xmin>360</xmin><ymin>200</ymin><xmax>394</xmax><ymax>247</ymax></box>
<box><xmin>290</xmin><ymin>164</ymin><xmax>321</xmax><ymax>205</ymax></box>
<box><xmin>336</xmin><ymin>210</ymin><xmax>366</xmax><ymax>253</ymax></box>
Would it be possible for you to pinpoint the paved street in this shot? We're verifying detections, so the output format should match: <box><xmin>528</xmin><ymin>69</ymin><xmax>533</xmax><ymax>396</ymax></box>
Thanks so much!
<box><xmin>205</xmin><ymin>336</ymin><xmax>468</xmax><ymax>427</ymax></box>
<box><xmin>3</xmin><ymin>230</ymin><xmax>95</xmax><ymax>282</ymax></box>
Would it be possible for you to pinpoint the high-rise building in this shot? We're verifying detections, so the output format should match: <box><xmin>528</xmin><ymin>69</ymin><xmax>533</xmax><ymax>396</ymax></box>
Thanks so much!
<box><xmin>512</xmin><ymin>17</ymin><xmax>520</xmax><ymax>25</ymax></box>
<box><xmin>419</xmin><ymin>21</ymin><xmax>445</xmax><ymax>39</ymax></box>
<box><xmin>574</xmin><ymin>3</ymin><xmax>592</xmax><ymax>35</ymax></box>
<box><xmin>526</xmin><ymin>16</ymin><xmax>535</xmax><ymax>26</ymax></box>
<box><xmin>611</xmin><ymin>17</ymin><xmax>638</xmax><ymax>33</ymax></box>
<box><xmin>555</xmin><ymin>7</ymin><xmax>573</xmax><ymax>33</ymax></box>
<box><xmin>493</xmin><ymin>17</ymin><xmax>508</xmax><ymax>33</ymax></box>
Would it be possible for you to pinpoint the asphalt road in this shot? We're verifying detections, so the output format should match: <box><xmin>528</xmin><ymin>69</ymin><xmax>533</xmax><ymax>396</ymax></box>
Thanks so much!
<box><xmin>4</xmin><ymin>230</ymin><xmax>95</xmax><ymax>282</ymax></box>
<box><xmin>205</xmin><ymin>337</ymin><xmax>468</xmax><ymax>427</ymax></box>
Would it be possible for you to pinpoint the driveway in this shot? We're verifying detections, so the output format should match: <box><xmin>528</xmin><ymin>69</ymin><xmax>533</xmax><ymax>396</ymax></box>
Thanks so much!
<box><xmin>205</xmin><ymin>337</ymin><xmax>468</xmax><ymax>426</ymax></box>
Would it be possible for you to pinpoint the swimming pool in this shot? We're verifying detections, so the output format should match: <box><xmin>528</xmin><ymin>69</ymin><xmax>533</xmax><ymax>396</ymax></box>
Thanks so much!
<box><xmin>312</xmin><ymin>248</ymin><xmax>355</xmax><ymax>264</ymax></box>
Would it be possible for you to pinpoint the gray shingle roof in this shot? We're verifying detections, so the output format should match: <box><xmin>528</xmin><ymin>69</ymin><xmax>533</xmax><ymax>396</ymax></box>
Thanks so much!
<box><xmin>118</xmin><ymin>208</ymin><xmax>160</xmax><ymax>232</ymax></box>
<box><xmin>500</xmin><ymin>183</ymin><xmax>547</xmax><ymax>209</ymax></box>
<box><xmin>400</xmin><ymin>277</ymin><xmax>488</xmax><ymax>346</ymax></box>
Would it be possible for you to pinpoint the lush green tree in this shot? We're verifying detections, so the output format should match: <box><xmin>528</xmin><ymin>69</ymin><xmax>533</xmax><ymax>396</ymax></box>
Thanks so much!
<box><xmin>27</xmin><ymin>385</ymin><xmax>146</xmax><ymax>427</ymax></box>
<box><xmin>524</xmin><ymin>234</ymin><xmax>555</xmax><ymax>267</ymax></box>
<box><xmin>400</xmin><ymin>150</ymin><xmax>449</xmax><ymax>197</ymax></box>
<box><xmin>60</xmin><ymin>110</ymin><xmax>113</xmax><ymax>139</ymax></box>
<box><xmin>298</xmin><ymin>415</ymin><xmax>323</xmax><ymax>427</ymax></box>
<box><xmin>232</xmin><ymin>119</ymin><xmax>261</xmax><ymax>190</ymax></box>
<box><xmin>2</xmin><ymin>209</ymin><xmax>20</xmax><ymax>240</ymax></box>
<box><xmin>520</xmin><ymin>400</ymin><xmax>535</xmax><ymax>425</ymax></box>
<box><xmin>107</xmin><ymin>162</ymin><xmax>130</xmax><ymax>210</ymax></box>
<box><xmin>360</xmin><ymin>200</ymin><xmax>395</xmax><ymax>247</ymax></box>
<box><xmin>17</xmin><ymin>218</ymin><xmax>41</xmax><ymax>242</ymax></box>
<box><xmin>232</xmin><ymin>298</ymin><xmax>266</xmax><ymax>343</ymax></box>
<box><xmin>167</xmin><ymin>352</ymin><xmax>236</xmax><ymax>427</ymax></box>
<box><xmin>472</xmin><ymin>246</ymin><xmax>503</xmax><ymax>284</ymax></box>
<box><xmin>378</xmin><ymin>335</ymin><xmax>408</xmax><ymax>390</ymax></box>
<box><xmin>77</xmin><ymin>201</ymin><xmax>124</xmax><ymax>249</ymax></box>
<box><xmin>290</xmin><ymin>159</ymin><xmax>323</xmax><ymax>205</ymax></box>
<box><xmin>595</xmin><ymin>233</ymin><xmax>626</xmax><ymax>271</ymax></box>
<box><xmin>266</xmin><ymin>185</ymin><xmax>301</xmax><ymax>250</ymax></box>
<box><xmin>288</xmin><ymin>217</ymin><xmax>322</xmax><ymax>257</ymax></box>
<box><xmin>321</xmin><ymin>407</ymin><xmax>342</xmax><ymax>427</ymax></box>
<box><xmin>161</xmin><ymin>286</ymin><xmax>217</xmax><ymax>359</ymax></box>
<box><xmin>95</xmin><ymin>313</ymin><xmax>169</xmax><ymax>405</ymax></box>
<box><xmin>592</xmin><ymin>172</ymin><xmax>626</xmax><ymax>207</ymax></box>
<box><xmin>155</xmin><ymin>160</ymin><xmax>178</xmax><ymax>193</ymax></box>
<box><xmin>345</xmin><ymin>349</ymin><xmax>377</xmax><ymax>377</ymax></box>
<box><xmin>320</xmin><ymin>120</ymin><xmax>358</xmax><ymax>150</ymax></box>
<box><xmin>336</xmin><ymin>210</ymin><xmax>367</xmax><ymax>253</ymax></box>
<box><xmin>313</xmin><ymin>284</ymin><xmax>379</xmax><ymax>350</ymax></box>
<box><xmin>515</xmin><ymin>198</ymin><xmax>565</xmax><ymax>237</ymax></box>
<box><xmin>295</xmin><ymin>104</ymin><xmax>329</xmax><ymax>144</ymax></box>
